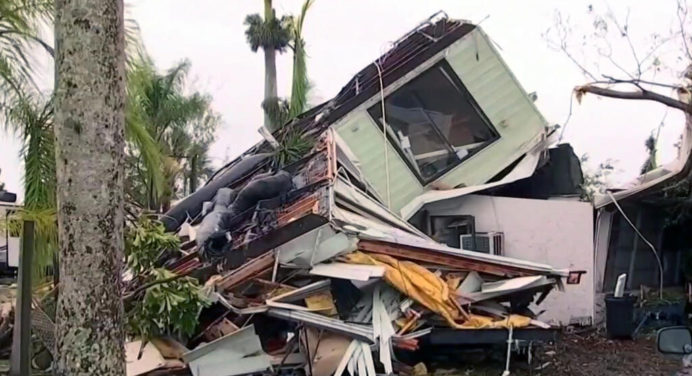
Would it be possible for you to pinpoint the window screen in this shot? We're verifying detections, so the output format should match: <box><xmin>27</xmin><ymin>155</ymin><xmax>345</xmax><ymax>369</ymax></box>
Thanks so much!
<box><xmin>368</xmin><ymin>61</ymin><xmax>498</xmax><ymax>182</ymax></box>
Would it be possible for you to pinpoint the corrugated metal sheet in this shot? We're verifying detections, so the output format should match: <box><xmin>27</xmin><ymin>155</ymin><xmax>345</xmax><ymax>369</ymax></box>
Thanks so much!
<box><xmin>335</xmin><ymin>112</ymin><xmax>423</xmax><ymax>211</ymax></box>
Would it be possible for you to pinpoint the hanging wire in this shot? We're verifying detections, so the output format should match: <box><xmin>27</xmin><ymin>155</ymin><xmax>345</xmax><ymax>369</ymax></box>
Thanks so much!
<box><xmin>607</xmin><ymin>191</ymin><xmax>664</xmax><ymax>300</ymax></box>
<box><xmin>374</xmin><ymin>61</ymin><xmax>392</xmax><ymax>209</ymax></box>
<box><xmin>558</xmin><ymin>93</ymin><xmax>575</xmax><ymax>142</ymax></box>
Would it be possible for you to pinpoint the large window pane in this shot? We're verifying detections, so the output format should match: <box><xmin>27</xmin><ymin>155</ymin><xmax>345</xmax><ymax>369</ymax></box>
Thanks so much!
<box><xmin>368</xmin><ymin>62</ymin><xmax>497</xmax><ymax>182</ymax></box>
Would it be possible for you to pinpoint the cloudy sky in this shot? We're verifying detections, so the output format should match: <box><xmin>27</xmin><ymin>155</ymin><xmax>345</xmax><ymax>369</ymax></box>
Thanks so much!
<box><xmin>0</xmin><ymin>0</ymin><xmax>688</xmax><ymax>200</ymax></box>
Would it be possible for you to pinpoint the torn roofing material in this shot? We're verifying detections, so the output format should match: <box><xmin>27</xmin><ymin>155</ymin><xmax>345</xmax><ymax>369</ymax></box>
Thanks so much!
<box><xmin>277</xmin><ymin>13</ymin><xmax>476</xmax><ymax>138</ymax></box>
<box><xmin>399</xmin><ymin>145</ymin><xmax>544</xmax><ymax>219</ymax></box>
<box><xmin>266</xmin><ymin>308</ymin><xmax>375</xmax><ymax>343</ymax></box>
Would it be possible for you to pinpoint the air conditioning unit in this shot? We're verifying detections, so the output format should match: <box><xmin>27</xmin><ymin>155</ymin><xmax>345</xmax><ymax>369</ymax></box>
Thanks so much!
<box><xmin>460</xmin><ymin>232</ymin><xmax>504</xmax><ymax>256</ymax></box>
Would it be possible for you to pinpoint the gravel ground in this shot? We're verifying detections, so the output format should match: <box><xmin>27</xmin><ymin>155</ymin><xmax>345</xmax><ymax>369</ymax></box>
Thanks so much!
<box><xmin>430</xmin><ymin>330</ymin><xmax>682</xmax><ymax>376</ymax></box>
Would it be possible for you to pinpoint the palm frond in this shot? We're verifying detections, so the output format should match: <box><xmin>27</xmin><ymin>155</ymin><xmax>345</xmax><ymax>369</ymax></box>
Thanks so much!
<box><xmin>4</xmin><ymin>94</ymin><xmax>57</xmax><ymax>280</ymax></box>
<box><xmin>244</xmin><ymin>13</ymin><xmax>292</xmax><ymax>53</ymax></box>
<box><xmin>125</xmin><ymin>57</ymin><xmax>217</xmax><ymax>211</ymax></box>
<box><xmin>288</xmin><ymin>0</ymin><xmax>314</xmax><ymax>118</ymax></box>
<box><xmin>126</xmin><ymin>110</ymin><xmax>165</xmax><ymax>198</ymax></box>
<box><xmin>0</xmin><ymin>0</ymin><xmax>53</xmax><ymax>108</ymax></box>
<box><xmin>274</xmin><ymin>128</ymin><xmax>313</xmax><ymax>168</ymax></box>
<box><xmin>7</xmin><ymin>95</ymin><xmax>55</xmax><ymax>209</ymax></box>
<box><xmin>125</xmin><ymin>17</ymin><xmax>147</xmax><ymax>66</ymax></box>
<box><xmin>0</xmin><ymin>94</ymin><xmax>57</xmax><ymax>282</ymax></box>
<box><xmin>262</xmin><ymin>96</ymin><xmax>291</xmax><ymax>130</ymax></box>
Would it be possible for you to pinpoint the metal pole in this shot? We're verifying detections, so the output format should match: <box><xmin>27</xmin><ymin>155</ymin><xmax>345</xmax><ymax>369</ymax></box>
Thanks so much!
<box><xmin>10</xmin><ymin>220</ymin><xmax>33</xmax><ymax>376</ymax></box>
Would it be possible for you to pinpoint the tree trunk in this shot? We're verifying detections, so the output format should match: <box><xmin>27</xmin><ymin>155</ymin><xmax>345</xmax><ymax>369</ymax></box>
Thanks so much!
<box><xmin>263</xmin><ymin>0</ymin><xmax>277</xmax><ymax>129</ymax></box>
<box><xmin>189</xmin><ymin>153</ymin><xmax>198</xmax><ymax>193</ymax></box>
<box><xmin>53</xmin><ymin>0</ymin><xmax>126</xmax><ymax>374</ymax></box>
<box><xmin>263</xmin><ymin>46</ymin><xmax>278</xmax><ymax>128</ymax></box>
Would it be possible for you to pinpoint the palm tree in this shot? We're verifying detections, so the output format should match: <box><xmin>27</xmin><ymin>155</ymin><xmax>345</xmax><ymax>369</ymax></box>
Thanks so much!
<box><xmin>244</xmin><ymin>0</ymin><xmax>292</xmax><ymax>130</ymax></box>
<box><xmin>126</xmin><ymin>58</ymin><xmax>217</xmax><ymax>211</ymax></box>
<box><xmin>184</xmin><ymin>142</ymin><xmax>214</xmax><ymax>194</ymax></box>
<box><xmin>245</xmin><ymin>0</ymin><xmax>314</xmax><ymax>132</ymax></box>
<box><xmin>54</xmin><ymin>0</ymin><xmax>127</xmax><ymax>371</ymax></box>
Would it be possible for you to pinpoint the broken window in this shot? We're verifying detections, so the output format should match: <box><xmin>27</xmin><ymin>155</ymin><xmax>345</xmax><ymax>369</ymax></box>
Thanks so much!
<box><xmin>368</xmin><ymin>61</ymin><xmax>498</xmax><ymax>183</ymax></box>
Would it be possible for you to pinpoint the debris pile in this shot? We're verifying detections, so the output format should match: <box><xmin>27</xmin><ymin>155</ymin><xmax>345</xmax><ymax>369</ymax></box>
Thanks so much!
<box><xmin>124</xmin><ymin>132</ymin><xmax>572</xmax><ymax>376</ymax></box>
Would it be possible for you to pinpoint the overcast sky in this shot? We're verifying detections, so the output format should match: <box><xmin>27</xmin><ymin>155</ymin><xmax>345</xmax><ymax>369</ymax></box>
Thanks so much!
<box><xmin>0</xmin><ymin>0</ymin><xmax>687</xmax><ymax>201</ymax></box>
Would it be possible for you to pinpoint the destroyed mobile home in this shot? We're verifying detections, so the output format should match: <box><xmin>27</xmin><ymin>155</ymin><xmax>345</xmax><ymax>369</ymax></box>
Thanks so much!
<box><xmin>128</xmin><ymin>14</ymin><xmax>589</xmax><ymax>376</ymax></box>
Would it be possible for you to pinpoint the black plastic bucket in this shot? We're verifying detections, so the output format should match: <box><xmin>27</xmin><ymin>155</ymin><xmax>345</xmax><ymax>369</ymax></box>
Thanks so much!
<box><xmin>605</xmin><ymin>294</ymin><xmax>637</xmax><ymax>339</ymax></box>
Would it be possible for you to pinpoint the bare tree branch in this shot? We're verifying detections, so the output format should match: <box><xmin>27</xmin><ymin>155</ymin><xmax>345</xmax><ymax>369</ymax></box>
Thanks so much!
<box><xmin>677</xmin><ymin>0</ymin><xmax>692</xmax><ymax>61</ymax></box>
<box><xmin>601</xmin><ymin>74</ymin><xmax>683</xmax><ymax>90</ymax></box>
<box><xmin>607</xmin><ymin>6</ymin><xmax>643</xmax><ymax>78</ymax></box>
<box><xmin>575</xmin><ymin>84</ymin><xmax>691</xmax><ymax>114</ymax></box>
<box><xmin>122</xmin><ymin>271</ymin><xmax>190</xmax><ymax>303</ymax></box>
<box><xmin>639</xmin><ymin>35</ymin><xmax>674</xmax><ymax>71</ymax></box>
<box><xmin>605</xmin><ymin>52</ymin><xmax>638</xmax><ymax>80</ymax></box>
<box><xmin>545</xmin><ymin>10</ymin><xmax>599</xmax><ymax>81</ymax></box>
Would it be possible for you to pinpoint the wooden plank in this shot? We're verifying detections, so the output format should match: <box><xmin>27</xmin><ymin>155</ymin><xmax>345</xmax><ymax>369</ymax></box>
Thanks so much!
<box><xmin>218</xmin><ymin>252</ymin><xmax>275</xmax><ymax>291</ymax></box>
<box><xmin>358</xmin><ymin>240</ymin><xmax>536</xmax><ymax>277</ymax></box>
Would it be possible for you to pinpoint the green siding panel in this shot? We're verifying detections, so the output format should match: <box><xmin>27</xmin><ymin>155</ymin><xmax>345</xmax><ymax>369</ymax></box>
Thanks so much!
<box><xmin>334</xmin><ymin>112</ymin><xmax>423</xmax><ymax>211</ymax></box>
<box><xmin>331</xmin><ymin>27</ymin><xmax>547</xmax><ymax>213</ymax></box>
<box><xmin>439</xmin><ymin>28</ymin><xmax>547</xmax><ymax>187</ymax></box>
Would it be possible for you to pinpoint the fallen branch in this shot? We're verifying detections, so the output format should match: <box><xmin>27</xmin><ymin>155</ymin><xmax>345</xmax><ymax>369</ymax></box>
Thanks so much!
<box><xmin>575</xmin><ymin>85</ymin><xmax>692</xmax><ymax>114</ymax></box>
<box><xmin>122</xmin><ymin>272</ymin><xmax>190</xmax><ymax>303</ymax></box>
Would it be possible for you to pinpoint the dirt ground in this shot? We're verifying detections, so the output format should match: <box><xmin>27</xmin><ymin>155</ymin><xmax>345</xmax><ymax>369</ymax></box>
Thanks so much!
<box><xmin>432</xmin><ymin>329</ymin><xmax>682</xmax><ymax>376</ymax></box>
<box><xmin>0</xmin><ymin>330</ymin><xmax>684</xmax><ymax>376</ymax></box>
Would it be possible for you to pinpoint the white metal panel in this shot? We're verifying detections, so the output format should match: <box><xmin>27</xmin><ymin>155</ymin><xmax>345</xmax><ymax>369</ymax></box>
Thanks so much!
<box><xmin>310</xmin><ymin>263</ymin><xmax>385</xmax><ymax>281</ymax></box>
<box><xmin>424</xmin><ymin>195</ymin><xmax>594</xmax><ymax>325</ymax></box>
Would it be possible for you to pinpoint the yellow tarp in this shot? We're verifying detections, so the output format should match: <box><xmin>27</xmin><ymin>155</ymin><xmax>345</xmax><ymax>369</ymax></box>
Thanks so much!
<box><xmin>460</xmin><ymin>314</ymin><xmax>531</xmax><ymax>329</ymax></box>
<box><xmin>305</xmin><ymin>291</ymin><xmax>338</xmax><ymax>316</ymax></box>
<box><xmin>344</xmin><ymin>251</ymin><xmax>465</xmax><ymax>328</ymax></box>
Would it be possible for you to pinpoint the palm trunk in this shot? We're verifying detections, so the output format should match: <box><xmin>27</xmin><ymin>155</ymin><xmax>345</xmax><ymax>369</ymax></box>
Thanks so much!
<box><xmin>263</xmin><ymin>0</ymin><xmax>278</xmax><ymax>129</ymax></box>
<box><xmin>189</xmin><ymin>153</ymin><xmax>198</xmax><ymax>193</ymax></box>
<box><xmin>263</xmin><ymin>42</ymin><xmax>278</xmax><ymax>127</ymax></box>
<box><xmin>53</xmin><ymin>0</ymin><xmax>126</xmax><ymax>374</ymax></box>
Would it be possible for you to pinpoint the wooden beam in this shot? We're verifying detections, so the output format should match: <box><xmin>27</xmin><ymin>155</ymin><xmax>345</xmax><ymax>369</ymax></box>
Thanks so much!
<box><xmin>358</xmin><ymin>240</ymin><xmax>541</xmax><ymax>277</ymax></box>
<box><xmin>218</xmin><ymin>252</ymin><xmax>275</xmax><ymax>291</ymax></box>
